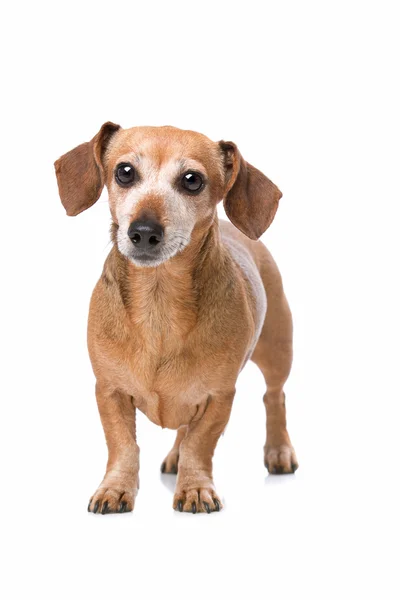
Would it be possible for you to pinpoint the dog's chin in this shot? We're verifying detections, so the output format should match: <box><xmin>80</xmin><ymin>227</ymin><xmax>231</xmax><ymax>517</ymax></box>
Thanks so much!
<box><xmin>119</xmin><ymin>242</ymin><xmax>188</xmax><ymax>268</ymax></box>
<box><xmin>127</xmin><ymin>252</ymin><xmax>167</xmax><ymax>268</ymax></box>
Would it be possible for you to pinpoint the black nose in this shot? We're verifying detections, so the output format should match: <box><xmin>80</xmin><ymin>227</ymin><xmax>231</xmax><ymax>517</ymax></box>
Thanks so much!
<box><xmin>127</xmin><ymin>219</ymin><xmax>164</xmax><ymax>250</ymax></box>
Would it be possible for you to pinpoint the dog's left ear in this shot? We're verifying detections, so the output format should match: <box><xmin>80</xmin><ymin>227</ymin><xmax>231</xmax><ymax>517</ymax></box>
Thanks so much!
<box><xmin>219</xmin><ymin>141</ymin><xmax>282</xmax><ymax>240</ymax></box>
<box><xmin>54</xmin><ymin>121</ymin><xmax>120</xmax><ymax>216</ymax></box>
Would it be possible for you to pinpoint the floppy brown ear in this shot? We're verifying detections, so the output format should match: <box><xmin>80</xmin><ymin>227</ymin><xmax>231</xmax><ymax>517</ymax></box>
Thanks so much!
<box><xmin>54</xmin><ymin>121</ymin><xmax>120</xmax><ymax>216</ymax></box>
<box><xmin>219</xmin><ymin>141</ymin><xmax>282</xmax><ymax>240</ymax></box>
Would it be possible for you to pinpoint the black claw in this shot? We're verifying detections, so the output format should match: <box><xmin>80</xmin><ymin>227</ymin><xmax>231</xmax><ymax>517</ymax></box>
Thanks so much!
<box><xmin>272</xmin><ymin>467</ymin><xmax>277</xmax><ymax>474</ymax></box>
<box><xmin>118</xmin><ymin>501</ymin><xmax>127</xmax><ymax>513</ymax></box>
<box><xmin>177</xmin><ymin>500</ymin><xmax>183</xmax><ymax>512</ymax></box>
<box><xmin>161</xmin><ymin>462</ymin><xmax>166</xmax><ymax>473</ymax></box>
<box><xmin>101</xmin><ymin>501</ymin><xmax>109</xmax><ymax>515</ymax></box>
<box><xmin>214</xmin><ymin>499</ymin><xmax>220</xmax><ymax>512</ymax></box>
<box><xmin>292</xmin><ymin>463</ymin><xmax>298</xmax><ymax>473</ymax></box>
<box><xmin>171</xmin><ymin>464</ymin><xmax>178</xmax><ymax>474</ymax></box>
<box><xmin>192</xmin><ymin>502</ymin><xmax>197</xmax><ymax>514</ymax></box>
<box><xmin>203</xmin><ymin>502</ymin><xmax>211</xmax><ymax>514</ymax></box>
<box><xmin>93</xmin><ymin>501</ymin><xmax>99</xmax><ymax>514</ymax></box>
<box><xmin>87</xmin><ymin>499</ymin><xmax>92</xmax><ymax>512</ymax></box>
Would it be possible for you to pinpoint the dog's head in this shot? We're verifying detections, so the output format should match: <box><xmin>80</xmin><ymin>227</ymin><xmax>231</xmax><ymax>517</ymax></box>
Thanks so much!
<box><xmin>55</xmin><ymin>123</ymin><xmax>282</xmax><ymax>267</ymax></box>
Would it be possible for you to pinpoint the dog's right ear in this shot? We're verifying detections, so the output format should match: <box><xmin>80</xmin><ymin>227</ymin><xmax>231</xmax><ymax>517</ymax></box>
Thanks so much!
<box><xmin>54</xmin><ymin>122</ymin><xmax>120</xmax><ymax>216</ymax></box>
<box><xmin>219</xmin><ymin>141</ymin><xmax>282</xmax><ymax>240</ymax></box>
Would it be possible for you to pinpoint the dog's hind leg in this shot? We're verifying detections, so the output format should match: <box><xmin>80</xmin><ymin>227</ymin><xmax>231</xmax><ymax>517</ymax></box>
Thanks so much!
<box><xmin>251</xmin><ymin>265</ymin><xmax>298</xmax><ymax>474</ymax></box>
<box><xmin>160</xmin><ymin>426</ymin><xmax>187</xmax><ymax>474</ymax></box>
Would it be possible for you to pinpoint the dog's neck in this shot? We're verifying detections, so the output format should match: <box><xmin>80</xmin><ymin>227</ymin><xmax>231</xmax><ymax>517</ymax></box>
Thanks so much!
<box><xmin>109</xmin><ymin>213</ymin><xmax>223</xmax><ymax>345</ymax></box>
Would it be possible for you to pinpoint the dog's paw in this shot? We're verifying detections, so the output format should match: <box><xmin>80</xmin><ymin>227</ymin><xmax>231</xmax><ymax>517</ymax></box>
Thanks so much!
<box><xmin>173</xmin><ymin>485</ymin><xmax>222</xmax><ymax>514</ymax></box>
<box><xmin>160</xmin><ymin>450</ymin><xmax>179</xmax><ymax>474</ymax></box>
<box><xmin>264</xmin><ymin>444</ymin><xmax>298</xmax><ymax>474</ymax></box>
<box><xmin>88</xmin><ymin>487</ymin><xmax>137</xmax><ymax>515</ymax></box>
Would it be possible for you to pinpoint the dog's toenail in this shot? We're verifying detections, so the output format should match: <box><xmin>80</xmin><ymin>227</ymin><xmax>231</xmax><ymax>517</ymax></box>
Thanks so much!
<box><xmin>87</xmin><ymin>499</ymin><xmax>92</xmax><ymax>512</ymax></box>
<box><xmin>102</xmin><ymin>501</ymin><xmax>109</xmax><ymax>515</ymax></box>
<box><xmin>118</xmin><ymin>501</ymin><xmax>127</xmax><ymax>513</ymax></box>
<box><xmin>161</xmin><ymin>462</ymin><xmax>166</xmax><ymax>473</ymax></box>
<box><xmin>203</xmin><ymin>502</ymin><xmax>211</xmax><ymax>514</ymax></box>
<box><xmin>292</xmin><ymin>463</ymin><xmax>298</xmax><ymax>472</ymax></box>
<box><xmin>177</xmin><ymin>500</ymin><xmax>183</xmax><ymax>512</ymax></box>
<box><xmin>93</xmin><ymin>501</ymin><xmax>99</xmax><ymax>513</ymax></box>
<box><xmin>214</xmin><ymin>499</ymin><xmax>220</xmax><ymax>511</ymax></box>
<box><xmin>192</xmin><ymin>502</ymin><xmax>197</xmax><ymax>514</ymax></box>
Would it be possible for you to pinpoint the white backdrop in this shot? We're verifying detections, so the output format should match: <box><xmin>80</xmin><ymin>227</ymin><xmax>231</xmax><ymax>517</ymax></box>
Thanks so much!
<box><xmin>1</xmin><ymin>1</ymin><xmax>399</xmax><ymax>599</ymax></box>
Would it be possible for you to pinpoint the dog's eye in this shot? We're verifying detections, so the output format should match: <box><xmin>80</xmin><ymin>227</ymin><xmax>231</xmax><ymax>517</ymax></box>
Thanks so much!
<box><xmin>181</xmin><ymin>172</ymin><xmax>204</xmax><ymax>193</ymax></box>
<box><xmin>115</xmin><ymin>163</ymin><xmax>136</xmax><ymax>187</ymax></box>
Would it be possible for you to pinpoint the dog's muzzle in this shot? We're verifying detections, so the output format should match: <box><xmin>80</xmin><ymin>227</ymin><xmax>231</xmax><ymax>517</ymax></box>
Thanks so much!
<box><xmin>125</xmin><ymin>218</ymin><xmax>166</xmax><ymax>265</ymax></box>
<box><xmin>127</xmin><ymin>219</ymin><xmax>164</xmax><ymax>251</ymax></box>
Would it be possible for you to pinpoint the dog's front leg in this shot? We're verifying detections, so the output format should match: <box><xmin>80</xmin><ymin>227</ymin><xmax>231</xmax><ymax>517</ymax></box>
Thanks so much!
<box><xmin>173</xmin><ymin>390</ymin><xmax>235</xmax><ymax>514</ymax></box>
<box><xmin>88</xmin><ymin>384</ymin><xmax>139</xmax><ymax>514</ymax></box>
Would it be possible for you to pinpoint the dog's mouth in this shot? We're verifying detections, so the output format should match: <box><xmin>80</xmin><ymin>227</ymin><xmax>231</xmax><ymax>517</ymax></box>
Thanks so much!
<box><xmin>118</xmin><ymin>234</ymin><xmax>190</xmax><ymax>267</ymax></box>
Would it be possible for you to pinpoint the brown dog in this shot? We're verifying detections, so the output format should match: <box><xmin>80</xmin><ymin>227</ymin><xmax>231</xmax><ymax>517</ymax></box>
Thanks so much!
<box><xmin>54</xmin><ymin>123</ymin><xmax>298</xmax><ymax>515</ymax></box>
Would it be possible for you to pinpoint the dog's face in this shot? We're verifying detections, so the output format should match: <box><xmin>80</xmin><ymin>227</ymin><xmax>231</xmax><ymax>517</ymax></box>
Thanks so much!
<box><xmin>104</xmin><ymin>127</ymin><xmax>224</xmax><ymax>266</ymax></box>
<box><xmin>55</xmin><ymin>123</ymin><xmax>282</xmax><ymax>267</ymax></box>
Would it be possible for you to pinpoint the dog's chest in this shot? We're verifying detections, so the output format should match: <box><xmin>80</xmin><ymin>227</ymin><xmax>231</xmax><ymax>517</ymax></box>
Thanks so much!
<box><xmin>133</xmin><ymin>384</ymin><xmax>209</xmax><ymax>430</ymax></box>
<box><xmin>127</xmin><ymin>343</ymin><xmax>209</xmax><ymax>429</ymax></box>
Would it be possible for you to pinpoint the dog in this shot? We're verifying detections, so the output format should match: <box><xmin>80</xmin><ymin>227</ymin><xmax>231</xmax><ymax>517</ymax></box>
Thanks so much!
<box><xmin>54</xmin><ymin>123</ymin><xmax>298</xmax><ymax>515</ymax></box>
